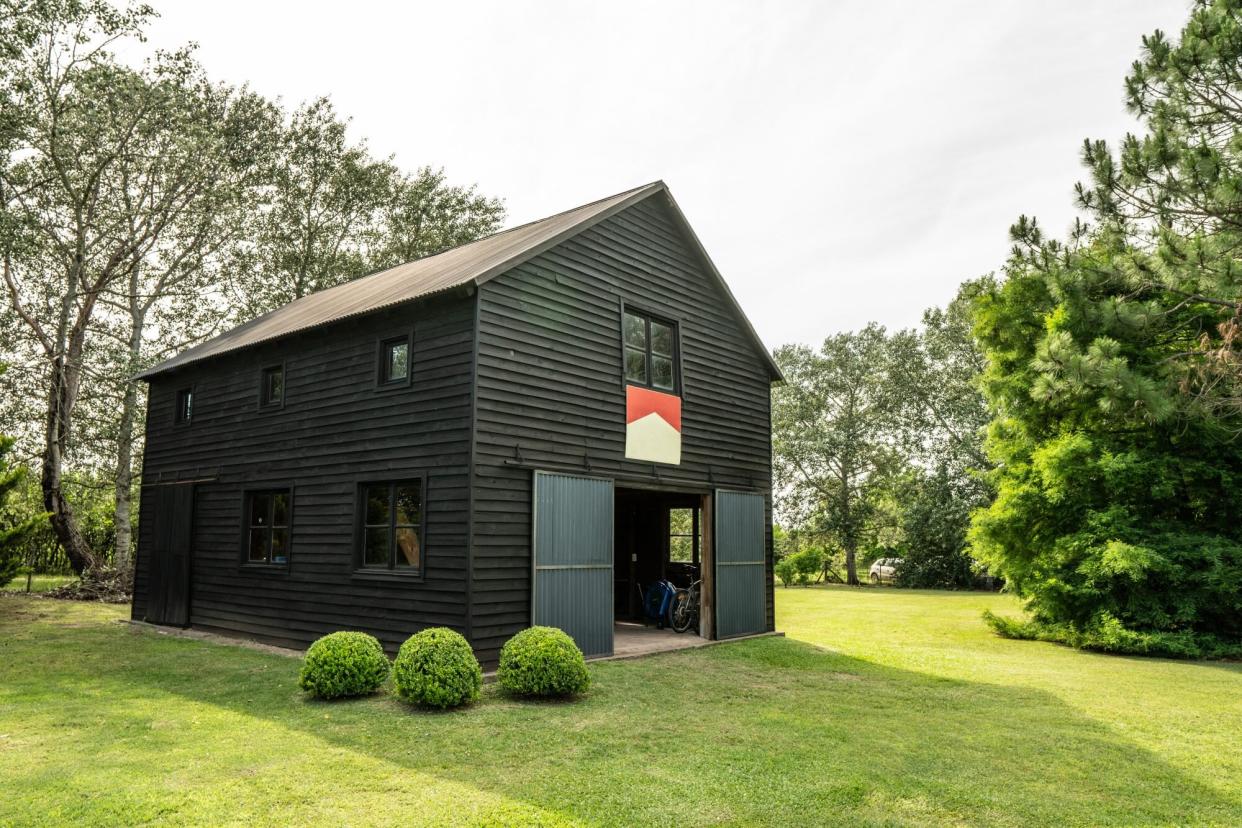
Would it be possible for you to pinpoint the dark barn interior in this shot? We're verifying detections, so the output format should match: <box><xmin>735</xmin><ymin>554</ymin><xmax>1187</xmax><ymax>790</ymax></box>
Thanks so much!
<box><xmin>613</xmin><ymin>488</ymin><xmax>703</xmax><ymax>624</ymax></box>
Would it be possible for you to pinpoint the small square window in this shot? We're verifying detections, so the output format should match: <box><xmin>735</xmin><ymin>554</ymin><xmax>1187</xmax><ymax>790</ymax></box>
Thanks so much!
<box><xmin>175</xmin><ymin>388</ymin><xmax>193</xmax><ymax>423</ymax></box>
<box><xmin>244</xmin><ymin>489</ymin><xmax>291</xmax><ymax>565</ymax></box>
<box><xmin>380</xmin><ymin>337</ymin><xmax>410</xmax><ymax>385</ymax></box>
<box><xmin>621</xmin><ymin>310</ymin><xmax>679</xmax><ymax>393</ymax></box>
<box><xmin>260</xmin><ymin>365</ymin><xmax>284</xmax><ymax>408</ymax></box>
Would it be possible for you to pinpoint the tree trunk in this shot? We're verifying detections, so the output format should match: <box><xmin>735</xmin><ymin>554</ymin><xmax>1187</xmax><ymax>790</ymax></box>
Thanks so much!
<box><xmin>844</xmin><ymin>540</ymin><xmax>859</xmax><ymax>586</ymax></box>
<box><xmin>42</xmin><ymin>346</ymin><xmax>100</xmax><ymax>575</ymax></box>
<box><xmin>112</xmin><ymin>374</ymin><xmax>138</xmax><ymax>572</ymax></box>
<box><xmin>113</xmin><ymin>278</ymin><xmax>147</xmax><ymax>573</ymax></box>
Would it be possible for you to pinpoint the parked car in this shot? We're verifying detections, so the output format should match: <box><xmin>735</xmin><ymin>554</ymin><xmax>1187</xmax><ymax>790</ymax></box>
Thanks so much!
<box><xmin>868</xmin><ymin>557</ymin><xmax>902</xmax><ymax>584</ymax></box>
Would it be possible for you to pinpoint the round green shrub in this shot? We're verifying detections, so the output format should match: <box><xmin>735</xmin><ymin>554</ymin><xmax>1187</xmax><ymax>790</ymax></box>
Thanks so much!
<box><xmin>497</xmin><ymin>626</ymin><xmax>591</xmax><ymax>698</ymax></box>
<box><xmin>392</xmin><ymin>627</ymin><xmax>482</xmax><ymax>709</ymax></box>
<box><xmin>298</xmin><ymin>631</ymin><xmax>390</xmax><ymax>700</ymax></box>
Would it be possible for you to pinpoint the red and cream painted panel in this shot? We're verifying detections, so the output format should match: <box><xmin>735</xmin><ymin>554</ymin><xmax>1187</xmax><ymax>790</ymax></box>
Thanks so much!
<box><xmin>625</xmin><ymin>385</ymin><xmax>681</xmax><ymax>465</ymax></box>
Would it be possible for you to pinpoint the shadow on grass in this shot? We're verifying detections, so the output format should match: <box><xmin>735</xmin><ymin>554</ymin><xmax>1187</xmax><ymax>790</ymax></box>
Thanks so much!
<box><xmin>4</xmin><ymin>599</ymin><xmax>1241</xmax><ymax>826</ymax></box>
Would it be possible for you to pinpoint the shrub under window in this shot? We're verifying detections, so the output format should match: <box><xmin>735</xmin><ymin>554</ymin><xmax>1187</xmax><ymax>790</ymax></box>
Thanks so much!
<box><xmin>391</xmin><ymin>627</ymin><xmax>482</xmax><ymax>709</ymax></box>
<box><xmin>298</xmin><ymin>631</ymin><xmax>390</xmax><ymax>699</ymax></box>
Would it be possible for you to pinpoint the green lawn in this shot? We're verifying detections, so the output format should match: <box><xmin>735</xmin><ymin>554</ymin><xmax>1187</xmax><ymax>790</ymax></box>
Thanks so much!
<box><xmin>1</xmin><ymin>573</ymin><xmax>76</xmax><ymax>593</ymax></box>
<box><xmin>0</xmin><ymin>587</ymin><xmax>1238</xmax><ymax>827</ymax></box>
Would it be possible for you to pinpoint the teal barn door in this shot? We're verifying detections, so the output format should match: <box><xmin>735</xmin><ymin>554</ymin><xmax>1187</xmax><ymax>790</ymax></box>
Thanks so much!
<box><xmin>532</xmin><ymin>471</ymin><xmax>614</xmax><ymax>657</ymax></box>
<box><xmin>714</xmin><ymin>489</ymin><xmax>767</xmax><ymax>638</ymax></box>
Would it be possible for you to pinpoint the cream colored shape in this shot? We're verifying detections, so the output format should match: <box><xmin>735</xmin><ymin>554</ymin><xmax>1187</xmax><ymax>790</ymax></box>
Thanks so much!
<box><xmin>625</xmin><ymin>411</ymin><xmax>682</xmax><ymax>465</ymax></box>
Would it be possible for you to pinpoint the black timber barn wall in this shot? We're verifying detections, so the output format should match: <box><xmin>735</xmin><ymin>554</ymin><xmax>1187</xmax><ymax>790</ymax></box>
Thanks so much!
<box><xmin>132</xmin><ymin>292</ymin><xmax>475</xmax><ymax>651</ymax></box>
<box><xmin>469</xmin><ymin>193</ymin><xmax>775</xmax><ymax>661</ymax></box>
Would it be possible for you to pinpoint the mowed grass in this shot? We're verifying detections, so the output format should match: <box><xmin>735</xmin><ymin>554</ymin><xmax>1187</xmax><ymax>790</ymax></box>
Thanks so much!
<box><xmin>2</xmin><ymin>573</ymin><xmax>76</xmax><ymax>593</ymax></box>
<box><xmin>0</xmin><ymin>588</ymin><xmax>1239</xmax><ymax>827</ymax></box>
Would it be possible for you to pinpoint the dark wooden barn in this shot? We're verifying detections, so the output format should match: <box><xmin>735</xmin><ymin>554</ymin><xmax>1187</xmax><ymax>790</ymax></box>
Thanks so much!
<box><xmin>131</xmin><ymin>181</ymin><xmax>781</xmax><ymax>663</ymax></box>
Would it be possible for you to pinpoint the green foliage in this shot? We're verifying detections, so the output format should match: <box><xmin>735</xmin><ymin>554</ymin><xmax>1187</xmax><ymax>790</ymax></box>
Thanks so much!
<box><xmin>983</xmin><ymin>610</ymin><xmax>1242</xmax><ymax>660</ymax></box>
<box><xmin>895</xmin><ymin>467</ymin><xmax>979</xmax><ymax>589</ymax></box>
<box><xmin>392</xmin><ymin>627</ymin><xmax>481</xmax><ymax>709</ymax></box>
<box><xmin>298</xmin><ymin>631</ymin><xmax>390</xmax><ymax>700</ymax></box>
<box><xmin>774</xmin><ymin>556</ymin><xmax>797</xmax><ymax>588</ymax></box>
<box><xmin>970</xmin><ymin>3</ymin><xmax>1242</xmax><ymax>652</ymax></box>
<box><xmin>773</xmin><ymin>326</ymin><xmax>903</xmax><ymax>584</ymax></box>
<box><xmin>0</xmin><ymin>432</ymin><xmax>43</xmax><ymax>585</ymax></box>
<box><xmin>774</xmin><ymin>284</ymin><xmax>992</xmax><ymax>586</ymax></box>
<box><xmin>497</xmin><ymin>626</ymin><xmax>591</xmax><ymax>698</ymax></box>
<box><xmin>776</xmin><ymin>549</ymin><xmax>824</xmax><ymax>587</ymax></box>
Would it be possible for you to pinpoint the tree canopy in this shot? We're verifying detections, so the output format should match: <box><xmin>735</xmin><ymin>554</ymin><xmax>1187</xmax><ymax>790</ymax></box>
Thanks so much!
<box><xmin>970</xmin><ymin>0</ymin><xmax>1242</xmax><ymax>657</ymax></box>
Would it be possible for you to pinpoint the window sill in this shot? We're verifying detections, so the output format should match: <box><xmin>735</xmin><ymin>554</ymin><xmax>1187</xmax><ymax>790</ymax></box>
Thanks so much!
<box><xmin>239</xmin><ymin>563</ymin><xmax>290</xmax><ymax>575</ymax></box>
<box><xmin>351</xmin><ymin>569</ymin><xmax>424</xmax><ymax>584</ymax></box>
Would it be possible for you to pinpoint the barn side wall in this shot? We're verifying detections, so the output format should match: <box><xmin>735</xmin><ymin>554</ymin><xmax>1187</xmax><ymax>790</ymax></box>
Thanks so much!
<box><xmin>469</xmin><ymin>194</ymin><xmax>775</xmax><ymax>663</ymax></box>
<box><xmin>133</xmin><ymin>291</ymin><xmax>475</xmax><ymax>651</ymax></box>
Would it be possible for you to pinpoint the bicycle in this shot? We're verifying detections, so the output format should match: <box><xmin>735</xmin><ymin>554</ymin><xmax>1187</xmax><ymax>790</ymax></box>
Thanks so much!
<box><xmin>670</xmin><ymin>578</ymin><xmax>701</xmax><ymax>634</ymax></box>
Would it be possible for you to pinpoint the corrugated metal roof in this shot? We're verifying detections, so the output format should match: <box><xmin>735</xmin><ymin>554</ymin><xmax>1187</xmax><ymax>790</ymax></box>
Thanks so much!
<box><xmin>138</xmin><ymin>180</ymin><xmax>782</xmax><ymax>381</ymax></box>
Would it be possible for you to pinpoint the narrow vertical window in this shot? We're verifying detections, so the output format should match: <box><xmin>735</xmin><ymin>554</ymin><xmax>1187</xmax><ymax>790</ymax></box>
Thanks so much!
<box><xmin>175</xmin><ymin>387</ymin><xmax>193</xmax><ymax>423</ymax></box>
<box><xmin>669</xmin><ymin>507</ymin><xmax>698</xmax><ymax>563</ymax></box>
<box><xmin>245</xmin><ymin>489</ymin><xmax>290</xmax><ymax>565</ymax></box>
<box><xmin>260</xmin><ymin>365</ymin><xmax>284</xmax><ymax>408</ymax></box>
<box><xmin>380</xmin><ymin>336</ymin><xmax>410</xmax><ymax>385</ymax></box>
<box><xmin>622</xmin><ymin>309</ymin><xmax>679</xmax><ymax>393</ymax></box>
<box><xmin>359</xmin><ymin>480</ymin><xmax>423</xmax><ymax>574</ymax></box>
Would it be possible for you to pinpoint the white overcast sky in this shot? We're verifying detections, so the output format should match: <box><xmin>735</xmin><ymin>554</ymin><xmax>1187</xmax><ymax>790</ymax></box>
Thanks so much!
<box><xmin>134</xmin><ymin>0</ymin><xmax>1190</xmax><ymax>348</ymax></box>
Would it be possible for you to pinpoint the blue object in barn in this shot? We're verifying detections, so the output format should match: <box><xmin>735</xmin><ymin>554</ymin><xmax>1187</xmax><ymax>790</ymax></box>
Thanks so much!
<box><xmin>642</xmin><ymin>580</ymin><xmax>677</xmax><ymax>628</ymax></box>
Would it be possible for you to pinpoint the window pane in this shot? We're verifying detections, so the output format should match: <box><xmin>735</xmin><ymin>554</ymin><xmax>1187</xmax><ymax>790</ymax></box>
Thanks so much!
<box><xmin>395</xmin><ymin>484</ymin><xmax>421</xmax><ymax>526</ymax></box>
<box><xmin>395</xmin><ymin>527</ymin><xmax>420</xmax><ymax>569</ymax></box>
<box><xmin>623</xmin><ymin>312</ymin><xmax>647</xmax><ymax>348</ymax></box>
<box><xmin>250</xmin><ymin>493</ymin><xmax>271</xmax><ymax>527</ymax></box>
<box><xmin>272</xmin><ymin>492</ymin><xmax>289</xmax><ymax>527</ymax></box>
<box><xmin>265</xmin><ymin>367</ymin><xmax>283</xmax><ymax>404</ymax></box>
<box><xmin>651</xmin><ymin>321</ymin><xmax>673</xmax><ymax>357</ymax></box>
<box><xmin>669</xmin><ymin>536</ymin><xmax>693</xmax><ymax>563</ymax></box>
<box><xmin>670</xmin><ymin>508</ymin><xmax>693</xmax><ymax>535</ymax></box>
<box><xmin>364</xmin><ymin>528</ymin><xmax>390</xmax><ymax>567</ymax></box>
<box><xmin>385</xmin><ymin>340</ymin><xmax>409</xmax><ymax>383</ymax></box>
<box><xmin>248</xmin><ymin>529</ymin><xmax>270</xmax><ymax>563</ymax></box>
<box><xmin>177</xmin><ymin>389</ymin><xmax>193</xmax><ymax>422</ymax></box>
<box><xmin>365</xmin><ymin>485</ymin><xmax>389</xmax><ymax>525</ymax></box>
<box><xmin>270</xmin><ymin>529</ymin><xmax>289</xmax><ymax>564</ymax></box>
<box><xmin>625</xmin><ymin>348</ymin><xmax>647</xmax><ymax>384</ymax></box>
<box><xmin>652</xmin><ymin>356</ymin><xmax>674</xmax><ymax>390</ymax></box>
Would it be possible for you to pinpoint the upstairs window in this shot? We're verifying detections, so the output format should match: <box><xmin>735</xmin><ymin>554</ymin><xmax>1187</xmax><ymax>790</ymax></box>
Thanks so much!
<box><xmin>260</xmin><ymin>365</ymin><xmax>284</xmax><ymax>408</ymax></box>
<box><xmin>379</xmin><ymin>335</ymin><xmax>410</xmax><ymax>386</ymax></box>
<box><xmin>175</xmin><ymin>387</ymin><xmax>194</xmax><ymax>423</ymax></box>
<box><xmin>245</xmin><ymin>490</ymin><xmax>290</xmax><ymax>565</ymax></box>
<box><xmin>360</xmin><ymin>480</ymin><xmax>423</xmax><ymax>574</ymax></box>
<box><xmin>623</xmin><ymin>310</ymin><xmax>677</xmax><ymax>393</ymax></box>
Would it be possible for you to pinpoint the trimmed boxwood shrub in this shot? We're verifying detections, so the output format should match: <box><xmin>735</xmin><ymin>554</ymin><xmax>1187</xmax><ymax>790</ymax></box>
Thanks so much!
<box><xmin>298</xmin><ymin>631</ymin><xmax>390</xmax><ymax>699</ymax></box>
<box><xmin>497</xmin><ymin>626</ymin><xmax>591</xmax><ymax>698</ymax></box>
<box><xmin>392</xmin><ymin>627</ymin><xmax>482</xmax><ymax>709</ymax></box>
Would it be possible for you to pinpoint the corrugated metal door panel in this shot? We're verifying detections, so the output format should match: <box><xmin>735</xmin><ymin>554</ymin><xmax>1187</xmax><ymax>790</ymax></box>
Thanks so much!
<box><xmin>714</xmin><ymin>489</ymin><xmax>766</xmax><ymax>638</ymax></box>
<box><xmin>532</xmin><ymin>471</ymin><xmax>614</xmax><ymax>658</ymax></box>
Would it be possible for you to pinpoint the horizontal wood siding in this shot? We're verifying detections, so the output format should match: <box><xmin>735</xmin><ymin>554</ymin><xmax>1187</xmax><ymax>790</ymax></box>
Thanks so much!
<box><xmin>132</xmin><ymin>292</ymin><xmax>475</xmax><ymax>652</ymax></box>
<box><xmin>470</xmin><ymin>194</ymin><xmax>774</xmax><ymax>660</ymax></box>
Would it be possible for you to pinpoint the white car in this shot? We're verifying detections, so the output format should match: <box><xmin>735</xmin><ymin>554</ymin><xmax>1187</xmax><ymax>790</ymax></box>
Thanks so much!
<box><xmin>869</xmin><ymin>557</ymin><xmax>902</xmax><ymax>584</ymax></box>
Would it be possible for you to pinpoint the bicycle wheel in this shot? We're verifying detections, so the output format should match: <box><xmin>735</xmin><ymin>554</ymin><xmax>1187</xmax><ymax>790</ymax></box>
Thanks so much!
<box><xmin>670</xmin><ymin>590</ymin><xmax>693</xmax><ymax>633</ymax></box>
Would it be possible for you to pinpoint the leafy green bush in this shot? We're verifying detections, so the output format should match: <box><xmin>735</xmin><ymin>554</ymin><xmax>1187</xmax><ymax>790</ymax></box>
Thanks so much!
<box><xmin>497</xmin><ymin>626</ymin><xmax>590</xmax><ymax>698</ymax></box>
<box><xmin>298</xmin><ymin>631</ymin><xmax>390</xmax><ymax>699</ymax></box>
<box><xmin>774</xmin><ymin>556</ymin><xmax>797</xmax><ymax>587</ymax></box>
<box><xmin>983</xmin><ymin>610</ymin><xmax>1242</xmax><ymax>660</ymax></box>
<box><xmin>392</xmin><ymin>627</ymin><xmax>482</xmax><ymax>709</ymax></box>
<box><xmin>776</xmin><ymin>549</ymin><xmax>823</xmax><ymax>587</ymax></box>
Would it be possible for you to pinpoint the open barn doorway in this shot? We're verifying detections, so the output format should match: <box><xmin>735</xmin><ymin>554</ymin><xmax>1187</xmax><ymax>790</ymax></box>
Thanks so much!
<box><xmin>613</xmin><ymin>487</ymin><xmax>713</xmax><ymax>653</ymax></box>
